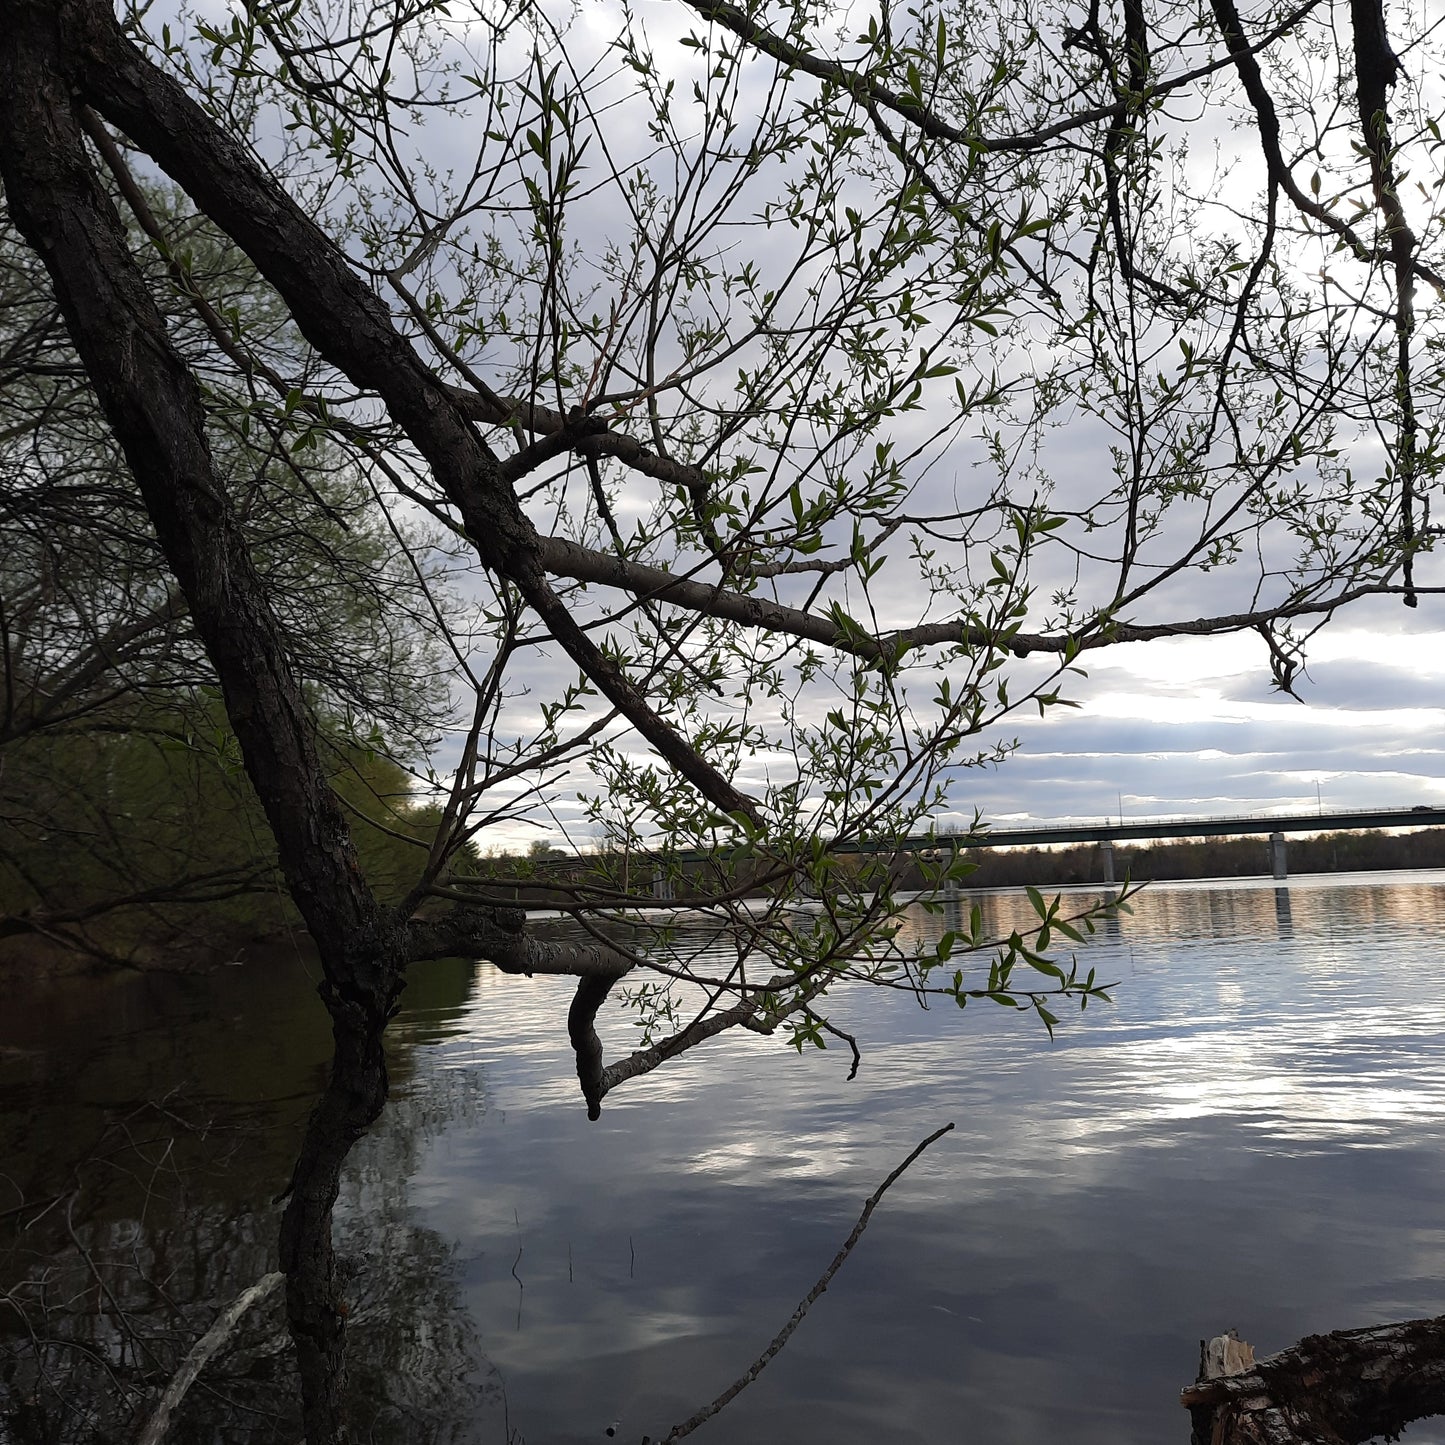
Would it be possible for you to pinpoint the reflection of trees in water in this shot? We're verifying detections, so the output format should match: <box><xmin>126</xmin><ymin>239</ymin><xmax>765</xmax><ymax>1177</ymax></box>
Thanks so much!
<box><xmin>908</xmin><ymin>878</ymin><xmax>1445</xmax><ymax>962</ymax></box>
<box><xmin>1</xmin><ymin>1042</ymin><xmax>494</xmax><ymax>1445</ymax></box>
<box><xmin>1</xmin><ymin>1096</ymin><xmax>286</xmax><ymax>1444</ymax></box>
<box><xmin>335</xmin><ymin>1074</ymin><xmax>500</xmax><ymax>1445</ymax></box>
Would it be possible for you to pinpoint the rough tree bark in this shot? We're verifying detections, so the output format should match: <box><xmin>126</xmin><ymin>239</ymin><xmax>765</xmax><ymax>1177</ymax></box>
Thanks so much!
<box><xmin>0</xmin><ymin>11</ymin><xmax>410</xmax><ymax>1440</ymax></box>
<box><xmin>1182</xmin><ymin>1319</ymin><xmax>1445</xmax><ymax>1444</ymax></box>
<box><xmin>0</xmin><ymin>7</ymin><xmax>695</xmax><ymax>1436</ymax></box>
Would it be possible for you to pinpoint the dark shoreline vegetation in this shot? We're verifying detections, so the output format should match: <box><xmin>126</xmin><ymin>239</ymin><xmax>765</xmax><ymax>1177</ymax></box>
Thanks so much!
<box><xmin>0</xmin><ymin>734</ymin><xmax>459</xmax><ymax>975</ymax></box>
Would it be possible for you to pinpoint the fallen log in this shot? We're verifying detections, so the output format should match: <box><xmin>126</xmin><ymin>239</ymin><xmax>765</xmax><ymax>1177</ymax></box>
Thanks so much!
<box><xmin>1182</xmin><ymin>1317</ymin><xmax>1445</xmax><ymax>1444</ymax></box>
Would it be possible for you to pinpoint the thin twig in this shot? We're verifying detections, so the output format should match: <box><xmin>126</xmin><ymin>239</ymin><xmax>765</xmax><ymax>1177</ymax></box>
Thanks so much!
<box><xmin>803</xmin><ymin>1005</ymin><xmax>862</xmax><ymax>1081</ymax></box>
<box><xmin>643</xmin><ymin>1122</ymin><xmax>955</xmax><ymax>1443</ymax></box>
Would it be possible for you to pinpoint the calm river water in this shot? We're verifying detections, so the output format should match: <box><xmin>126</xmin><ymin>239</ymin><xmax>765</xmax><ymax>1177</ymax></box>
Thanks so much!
<box><xmin>4</xmin><ymin>871</ymin><xmax>1445</xmax><ymax>1444</ymax></box>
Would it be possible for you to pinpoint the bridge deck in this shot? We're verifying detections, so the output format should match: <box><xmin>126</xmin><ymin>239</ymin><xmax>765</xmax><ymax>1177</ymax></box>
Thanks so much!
<box><xmin>914</xmin><ymin>806</ymin><xmax>1443</xmax><ymax>850</ymax></box>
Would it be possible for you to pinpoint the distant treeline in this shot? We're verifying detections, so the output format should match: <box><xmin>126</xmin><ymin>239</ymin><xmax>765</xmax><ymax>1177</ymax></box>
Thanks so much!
<box><xmin>956</xmin><ymin>827</ymin><xmax>1445</xmax><ymax>888</ymax></box>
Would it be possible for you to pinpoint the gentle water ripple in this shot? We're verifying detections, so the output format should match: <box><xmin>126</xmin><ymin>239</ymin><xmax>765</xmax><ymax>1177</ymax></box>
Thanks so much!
<box><xmin>4</xmin><ymin>874</ymin><xmax>1445</xmax><ymax>1443</ymax></box>
<box><xmin>412</xmin><ymin>872</ymin><xmax>1445</xmax><ymax>1444</ymax></box>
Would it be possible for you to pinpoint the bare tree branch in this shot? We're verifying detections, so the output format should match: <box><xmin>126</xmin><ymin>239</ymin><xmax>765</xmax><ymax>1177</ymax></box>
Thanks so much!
<box><xmin>406</xmin><ymin>909</ymin><xmax>635</xmax><ymax>976</ymax></box>
<box><xmin>539</xmin><ymin>533</ymin><xmax>1434</xmax><ymax>662</ymax></box>
<box><xmin>682</xmin><ymin>0</ymin><xmax>1330</xmax><ymax>156</ymax></box>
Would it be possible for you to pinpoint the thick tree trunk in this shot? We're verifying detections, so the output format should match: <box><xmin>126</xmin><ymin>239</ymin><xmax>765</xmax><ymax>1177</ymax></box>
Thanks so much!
<box><xmin>0</xmin><ymin>9</ymin><xmax>407</xmax><ymax>1438</ymax></box>
<box><xmin>1183</xmin><ymin>1319</ymin><xmax>1445</xmax><ymax>1444</ymax></box>
<box><xmin>279</xmin><ymin>986</ymin><xmax>399</xmax><ymax>1445</ymax></box>
<box><xmin>0</xmin><ymin>0</ymin><xmax>395</xmax><ymax>986</ymax></box>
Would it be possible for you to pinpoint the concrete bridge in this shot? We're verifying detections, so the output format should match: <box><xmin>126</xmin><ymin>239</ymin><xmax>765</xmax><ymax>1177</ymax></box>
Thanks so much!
<box><xmin>923</xmin><ymin>805</ymin><xmax>1444</xmax><ymax>884</ymax></box>
<box><xmin>526</xmin><ymin>807</ymin><xmax>1443</xmax><ymax>902</ymax></box>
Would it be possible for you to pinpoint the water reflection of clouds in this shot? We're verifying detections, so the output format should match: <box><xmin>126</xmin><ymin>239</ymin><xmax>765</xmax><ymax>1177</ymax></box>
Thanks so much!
<box><xmin>398</xmin><ymin>871</ymin><xmax>1445</xmax><ymax>1444</ymax></box>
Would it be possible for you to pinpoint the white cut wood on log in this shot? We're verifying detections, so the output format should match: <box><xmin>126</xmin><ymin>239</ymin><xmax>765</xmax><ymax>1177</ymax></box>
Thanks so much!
<box><xmin>1202</xmin><ymin>1330</ymin><xmax>1257</xmax><ymax>1380</ymax></box>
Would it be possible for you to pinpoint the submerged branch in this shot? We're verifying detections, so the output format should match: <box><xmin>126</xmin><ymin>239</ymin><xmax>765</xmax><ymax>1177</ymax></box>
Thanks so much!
<box><xmin>568</xmin><ymin>972</ymin><xmax>623</xmax><ymax>1120</ymax></box>
<box><xmin>644</xmin><ymin>1123</ymin><xmax>956</xmax><ymax>1444</ymax></box>
<box><xmin>135</xmin><ymin>1273</ymin><xmax>285</xmax><ymax>1445</ymax></box>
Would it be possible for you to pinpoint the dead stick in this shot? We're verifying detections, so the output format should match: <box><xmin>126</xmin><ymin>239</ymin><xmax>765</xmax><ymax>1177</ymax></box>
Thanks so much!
<box><xmin>645</xmin><ymin>1122</ymin><xmax>955</xmax><ymax>1444</ymax></box>
<box><xmin>135</xmin><ymin>1271</ymin><xmax>284</xmax><ymax>1445</ymax></box>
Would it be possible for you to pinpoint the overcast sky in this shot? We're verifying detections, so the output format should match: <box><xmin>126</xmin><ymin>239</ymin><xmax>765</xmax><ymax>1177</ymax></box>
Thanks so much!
<box><xmin>940</xmin><ymin>614</ymin><xmax>1445</xmax><ymax>830</ymax></box>
<box><xmin>391</xmin><ymin>2</ymin><xmax>1445</xmax><ymax>852</ymax></box>
<box><xmin>471</xmin><ymin>601</ymin><xmax>1445</xmax><ymax>855</ymax></box>
<box><xmin>161</xmin><ymin>1</ymin><xmax>1445</xmax><ymax>851</ymax></box>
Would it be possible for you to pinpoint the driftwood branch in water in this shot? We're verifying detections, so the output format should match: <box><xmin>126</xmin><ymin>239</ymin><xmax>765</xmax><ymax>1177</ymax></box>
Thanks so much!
<box><xmin>136</xmin><ymin>1272</ymin><xmax>285</xmax><ymax>1445</ymax></box>
<box><xmin>641</xmin><ymin>1122</ymin><xmax>955</xmax><ymax>1445</ymax></box>
<box><xmin>1181</xmin><ymin>1317</ymin><xmax>1445</xmax><ymax>1444</ymax></box>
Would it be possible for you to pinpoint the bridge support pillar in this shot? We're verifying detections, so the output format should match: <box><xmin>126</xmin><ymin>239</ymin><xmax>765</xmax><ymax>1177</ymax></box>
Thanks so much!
<box><xmin>1269</xmin><ymin>832</ymin><xmax>1287</xmax><ymax>880</ymax></box>
<box><xmin>1100</xmin><ymin>839</ymin><xmax>1116</xmax><ymax>885</ymax></box>
<box><xmin>652</xmin><ymin>869</ymin><xmax>674</xmax><ymax>902</ymax></box>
